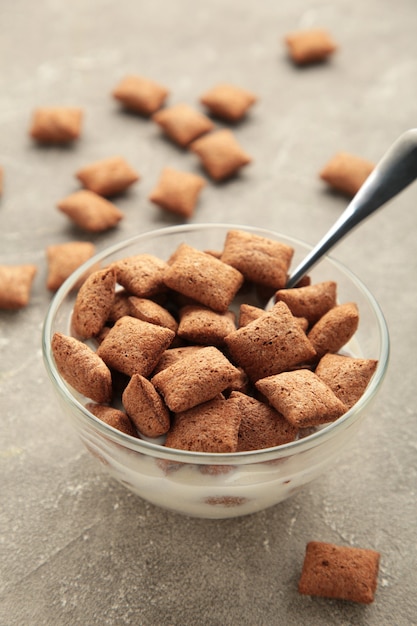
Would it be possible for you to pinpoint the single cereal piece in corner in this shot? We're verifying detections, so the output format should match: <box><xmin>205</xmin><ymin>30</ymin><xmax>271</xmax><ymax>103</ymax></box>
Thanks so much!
<box><xmin>255</xmin><ymin>368</ymin><xmax>347</xmax><ymax>428</ymax></box>
<box><xmin>152</xmin><ymin>103</ymin><xmax>214</xmax><ymax>147</ymax></box>
<box><xmin>76</xmin><ymin>156</ymin><xmax>140</xmax><ymax>197</ymax></box>
<box><xmin>122</xmin><ymin>373</ymin><xmax>170</xmax><ymax>438</ymax></box>
<box><xmin>319</xmin><ymin>152</ymin><xmax>375</xmax><ymax>197</ymax></box>
<box><xmin>0</xmin><ymin>264</ymin><xmax>37</xmax><ymax>309</ymax></box>
<box><xmin>86</xmin><ymin>403</ymin><xmax>138</xmax><ymax>438</ymax></box>
<box><xmin>152</xmin><ymin>346</ymin><xmax>241</xmax><ymax>413</ymax></box>
<box><xmin>224</xmin><ymin>301</ymin><xmax>316</xmax><ymax>382</ymax></box>
<box><xmin>200</xmin><ymin>83</ymin><xmax>257</xmax><ymax>122</ymax></box>
<box><xmin>165</xmin><ymin>395</ymin><xmax>241</xmax><ymax>453</ymax></box>
<box><xmin>112</xmin><ymin>75</ymin><xmax>169</xmax><ymax>115</ymax></box>
<box><xmin>275</xmin><ymin>281</ymin><xmax>337</xmax><ymax>325</ymax></box>
<box><xmin>298</xmin><ymin>541</ymin><xmax>380</xmax><ymax>604</ymax></box>
<box><xmin>96</xmin><ymin>315</ymin><xmax>175</xmax><ymax>377</ymax></box>
<box><xmin>71</xmin><ymin>267</ymin><xmax>117</xmax><ymax>339</ymax></box>
<box><xmin>229</xmin><ymin>391</ymin><xmax>298</xmax><ymax>451</ymax></box>
<box><xmin>111</xmin><ymin>253</ymin><xmax>168</xmax><ymax>298</ymax></box>
<box><xmin>285</xmin><ymin>29</ymin><xmax>337</xmax><ymax>65</ymax></box>
<box><xmin>51</xmin><ymin>332</ymin><xmax>112</xmax><ymax>403</ymax></box>
<box><xmin>46</xmin><ymin>241</ymin><xmax>96</xmax><ymax>291</ymax></box>
<box><xmin>163</xmin><ymin>243</ymin><xmax>244</xmax><ymax>313</ymax></box>
<box><xmin>149</xmin><ymin>167</ymin><xmax>206</xmax><ymax>218</ymax></box>
<box><xmin>57</xmin><ymin>189</ymin><xmax>124</xmax><ymax>232</ymax></box>
<box><xmin>315</xmin><ymin>353</ymin><xmax>378</xmax><ymax>409</ymax></box>
<box><xmin>29</xmin><ymin>106</ymin><xmax>83</xmax><ymax>143</ymax></box>
<box><xmin>308</xmin><ymin>302</ymin><xmax>359</xmax><ymax>358</ymax></box>
<box><xmin>177</xmin><ymin>305</ymin><xmax>236</xmax><ymax>346</ymax></box>
<box><xmin>221</xmin><ymin>229</ymin><xmax>294</xmax><ymax>289</ymax></box>
<box><xmin>190</xmin><ymin>129</ymin><xmax>252</xmax><ymax>181</ymax></box>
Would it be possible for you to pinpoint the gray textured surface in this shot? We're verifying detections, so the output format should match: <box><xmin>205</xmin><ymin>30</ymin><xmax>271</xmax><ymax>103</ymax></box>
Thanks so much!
<box><xmin>1</xmin><ymin>1</ymin><xmax>417</xmax><ymax>624</ymax></box>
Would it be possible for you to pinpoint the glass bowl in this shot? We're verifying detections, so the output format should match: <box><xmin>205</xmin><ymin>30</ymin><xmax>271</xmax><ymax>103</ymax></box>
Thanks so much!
<box><xmin>42</xmin><ymin>224</ymin><xmax>389</xmax><ymax>519</ymax></box>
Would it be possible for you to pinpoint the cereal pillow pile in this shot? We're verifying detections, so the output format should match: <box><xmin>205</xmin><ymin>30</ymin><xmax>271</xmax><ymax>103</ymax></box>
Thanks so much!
<box><xmin>50</xmin><ymin>229</ymin><xmax>379</xmax><ymax>453</ymax></box>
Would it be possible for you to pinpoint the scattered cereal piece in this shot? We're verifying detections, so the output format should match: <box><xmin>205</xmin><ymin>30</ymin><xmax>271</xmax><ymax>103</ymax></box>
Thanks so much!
<box><xmin>315</xmin><ymin>353</ymin><xmax>378</xmax><ymax>409</ymax></box>
<box><xmin>308</xmin><ymin>302</ymin><xmax>359</xmax><ymax>358</ymax></box>
<box><xmin>163</xmin><ymin>243</ymin><xmax>244</xmax><ymax>313</ymax></box>
<box><xmin>71</xmin><ymin>267</ymin><xmax>117</xmax><ymax>339</ymax></box>
<box><xmin>165</xmin><ymin>395</ymin><xmax>241</xmax><ymax>453</ymax></box>
<box><xmin>57</xmin><ymin>190</ymin><xmax>124</xmax><ymax>232</ymax></box>
<box><xmin>221</xmin><ymin>229</ymin><xmax>294</xmax><ymax>289</ymax></box>
<box><xmin>190</xmin><ymin>129</ymin><xmax>251</xmax><ymax>181</ymax></box>
<box><xmin>285</xmin><ymin>29</ymin><xmax>337</xmax><ymax>65</ymax></box>
<box><xmin>224</xmin><ymin>302</ymin><xmax>316</xmax><ymax>382</ymax></box>
<box><xmin>46</xmin><ymin>241</ymin><xmax>96</xmax><ymax>291</ymax></box>
<box><xmin>256</xmin><ymin>368</ymin><xmax>347</xmax><ymax>428</ymax></box>
<box><xmin>29</xmin><ymin>106</ymin><xmax>83</xmax><ymax>143</ymax></box>
<box><xmin>128</xmin><ymin>296</ymin><xmax>178</xmax><ymax>333</ymax></box>
<box><xmin>200</xmin><ymin>83</ymin><xmax>257</xmax><ymax>122</ymax></box>
<box><xmin>319</xmin><ymin>152</ymin><xmax>375</xmax><ymax>197</ymax></box>
<box><xmin>229</xmin><ymin>391</ymin><xmax>298</xmax><ymax>451</ymax></box>
<box><xmin>275</xmin><ymin>281</ymin><xmax>337</xmax><ymax>324</ymax></box>
<box><xmin>152</xmin><ymin>346</ymin><xmax>241</xmax><ymax>413</ymax></box>
<box><xmin>149</xmin><ymin>167</ymin><xmax>206</xmax><ymax>218</ymax></box>
<box><xmin>122</xmin><ymin>373</ymin><xmax>170</xmax><ymax>437</ymax></box>
<box><xmin>111</xmin><ymin>254</ymin><xmax>168</xmax><ymax>298</ymax></box>
<box><xmin>0</xmin><ymin>264</ymin><xmax>37</xmax><ymax>309</ymax></box>
<box><xmin>152</xmin><ymin>103</ymin><xmax>214</xmax><ymax>147</ymax></box>
<box><xmin>177</xmin><ymin>305</ymin><xmax>236</xmax><ymax>346</ymax></box>
<box><xmin>86</xmin><ymin>403</ymin><xmax>138</xmax><ymax>438</ymax></box>
<box><xmin>298</xmin><ymin>541</ymin><xmax>380</xmax><ymax>604</ymax></box>
<box><xmin>96</xmin><ymin>315</ymin><xmax>175</xmax><ymax>377</ymax></box>
<box><xmin>51</xmin><ymin>332</ymin><xmax>112</xmax><ymax>403</ymax></box>
<box><xmin>112</xmin><ymin>75</ymin><xmax>169</xmax><ymax>115</ymax></box>
<box><xmin>76</xmin><ymin>156</ymin><xmax>139</xmax><ymax>197</ymax></box>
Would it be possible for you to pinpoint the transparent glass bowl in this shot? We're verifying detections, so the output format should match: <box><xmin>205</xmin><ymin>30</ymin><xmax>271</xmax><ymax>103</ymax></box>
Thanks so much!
<box><xmin>42</xmin><ymin>224</ymin><xmax>389</xmax><ymax>519</ymax></box>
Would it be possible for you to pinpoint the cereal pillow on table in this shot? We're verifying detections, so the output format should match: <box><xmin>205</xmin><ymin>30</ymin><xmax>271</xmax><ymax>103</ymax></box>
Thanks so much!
<box><xmin>112</xmin><ymin>75</ymin><xmax>169</xmax><ymax>115</ymax></box>
<box><xmin>0</xmin><ymin>264</ymin><xmax>37</xmax><ymax>309</ymax></box>
<box><xmin>57</xmin><ymin>190</ymin><xmax>124</xmax><ymax>232</ymax></box>
<box><xmin>46</xmin><ymin>241</ymin><xmax>96</xmax><ymax>291</ymax></box>
<box><xmin>29</xmin><ymin>106</ymin><xmax>83</xmax><ymax>143</ymax></box>
<box><xmin>319</xmin><ymin>152</ymin><xmax>375</xmax><ymax>197</ymax></box>
<box><xmin>149</xmin><ymin>167</ymin><xmax>206</xmax><ymax>218</ymax></box>
<box><xmin>190</xmin><ymin>129</ymin><xmax>252</xmax><ymax>181</ymax></box>
<box><xmin>200</xmin><ymin>83</ymin><xmax>257</xmax><ymax>122</ymax></box>
<box><xmin>152</xmin><ymin>103</ymin><xmax>214</xmax><ymax>147</ymax></box>
<box><xmin>76</xmin><ymin>156</ymin><xmax>140</xmax><ymax>197</ymax></box>
<box><xmin>285</xmin><ymin>29</ymin><xmax>337</xmax><ymax>65</ymax></box>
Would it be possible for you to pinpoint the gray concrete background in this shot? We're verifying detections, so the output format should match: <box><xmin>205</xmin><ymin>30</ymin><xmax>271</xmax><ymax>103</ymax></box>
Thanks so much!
<box><xmin>1</xmin><ymin>0</ymin><xmax>416</xmax><ymax>624</ymax></box>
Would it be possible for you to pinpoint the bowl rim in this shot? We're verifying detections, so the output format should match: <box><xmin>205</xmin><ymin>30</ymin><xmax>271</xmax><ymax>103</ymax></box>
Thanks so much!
<box><xmin>42</xmin><ymin>223</ymin><xmax>390</xmax><ymax>465</ymax></box>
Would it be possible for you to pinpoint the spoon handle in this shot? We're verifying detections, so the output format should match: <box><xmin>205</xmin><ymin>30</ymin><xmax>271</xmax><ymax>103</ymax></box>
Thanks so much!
<box><xmin>286</xmin><ymin>128</ymin><xmax>417</xmax><ymax>288</ymax></box>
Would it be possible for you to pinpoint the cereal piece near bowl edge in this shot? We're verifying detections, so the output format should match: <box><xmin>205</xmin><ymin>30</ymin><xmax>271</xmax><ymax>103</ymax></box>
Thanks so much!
<box><xmin>275</xmin><ymin>281</ymin><xmax>337</xmax><ymax>324</ymax></box>
<box><xmin>285</xmin><ymin>29</ymin><xmax>337</xmax><ymax>65</ymax></box>
<box><xmin>57</xmin><ymin>189</ymin><xmax>124</xmax><ymax>232</ymax></box>
<box><xmin>165</xmin><ymin>395</ymin><xmax>241</xmax><ymax>453</ymax></box>
<box><xmin>308</xmin><ymin>302</ymin><xmax>359</xmax><ymax>358</ymax></box>
<box><xmin>46</xmin><ymin>241</ymin><xmax>96</xmax><ymax>291</ymax></box>
<box><xmin>199</xmin><ymin>83</ymin><xmax>257</xmax><ymax>122</ymax></box>
<box><xmin>298</xmin><ymin>541</ymin><xmax>380</xmax><ymax>604</ymax></box>
<box><xmin>51</xmin><ymin>332</ymin><xmax>112</xmax><ymax>404</ymax></box>
<box><xmin>0</xmin><ymin>264</ymin><xmax>37</xmax><ymax>309</ymax></box>
<box><xmin>76</xmin><ymin>156</ymin><xmax>140</xmax><ymax>197</ymax></box>
<box><xmin>190</xmin><ymin>129</ymin><xmax>252</xmax><ymax>181</ymax></box>
<box><xmin>256</xmin><ymin>369</ymin><xmax>347</xmax><ymax>429</ymax></box>
<box><xmin>29</xmin><ymin>106</ymin><xmax>83</xmax><ymax>143</ymax></box>
<box><xmin>122</xmin><ymin>373</ymin><xmax>170</xmax><ymax>437</ymax></box>
<box><xmin>112</xmin><ymin>74</ymin><xmax>169</xmax><ymax>115</ymax></box>
<box><xmin>86</xmin><ymin>403</ymin><xmax>139</xmax><ymax>438</ymax></box>
<box><xmin>152</xmin><ymin>103</ymin><xmax>214</xmax><ymax>147</ymax></box>
<box><xmin>315</xmin><ymin>353</ymin><xmax>378</xmax><ymax>409</ymax></box>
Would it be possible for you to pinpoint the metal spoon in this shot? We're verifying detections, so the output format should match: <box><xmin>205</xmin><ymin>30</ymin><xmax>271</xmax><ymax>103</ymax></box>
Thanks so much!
<box><xmin>286</xmin><ymin>128</ymin><xmax>417</xmax><ymax>288</ymax></box>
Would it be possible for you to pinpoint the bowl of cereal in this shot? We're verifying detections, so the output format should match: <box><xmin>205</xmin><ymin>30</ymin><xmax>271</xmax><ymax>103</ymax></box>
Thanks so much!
<box><xmin>42</xmin><ymin>223</ymin><xmax>389</xmax><ymax>519</ymax></box>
